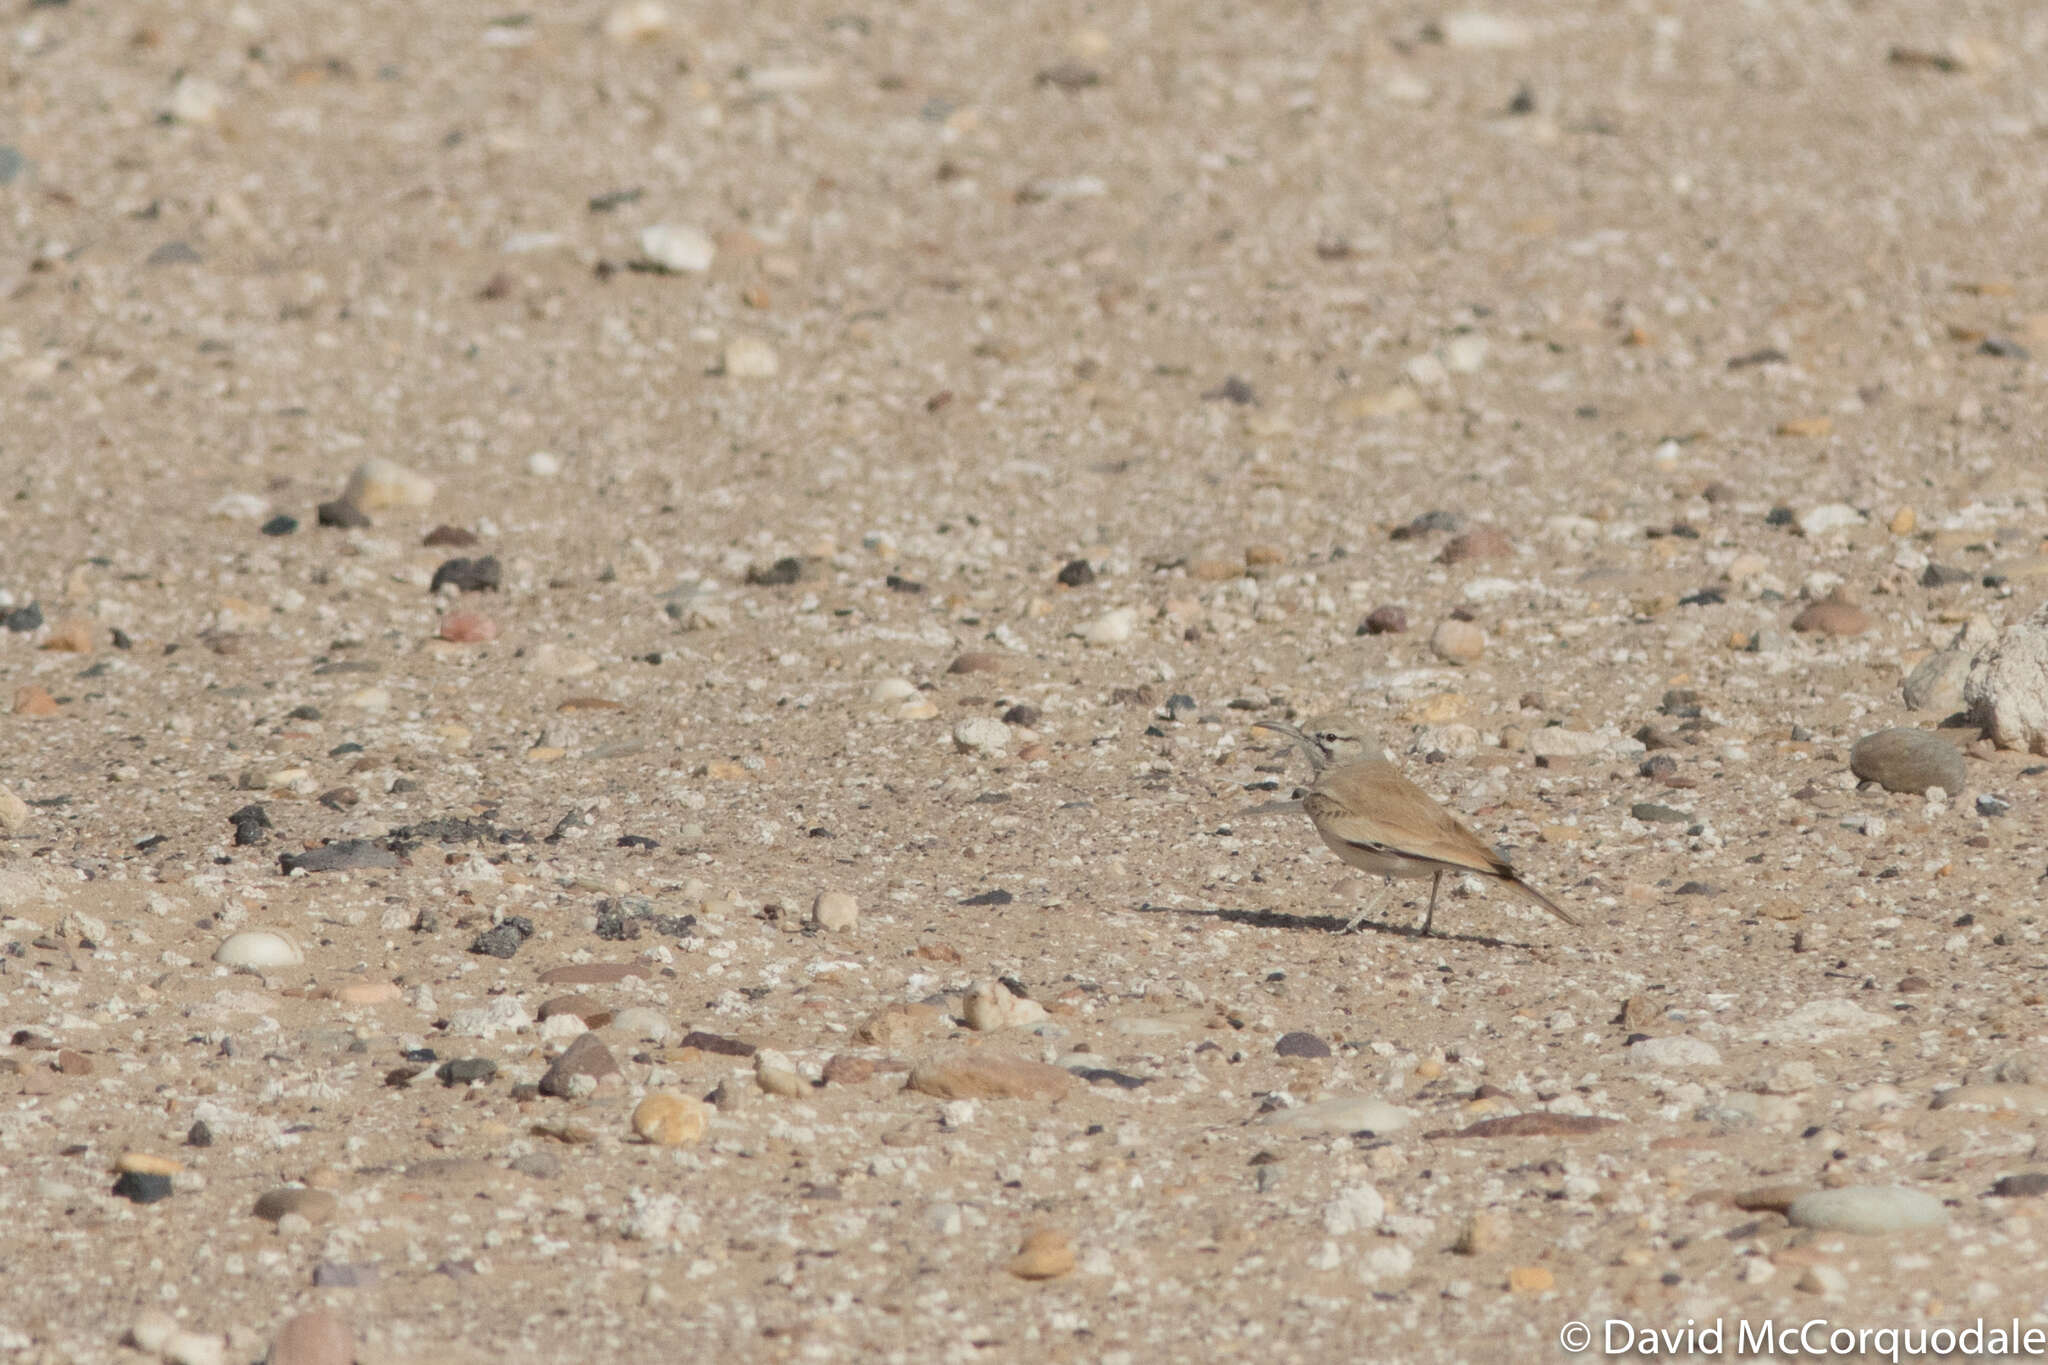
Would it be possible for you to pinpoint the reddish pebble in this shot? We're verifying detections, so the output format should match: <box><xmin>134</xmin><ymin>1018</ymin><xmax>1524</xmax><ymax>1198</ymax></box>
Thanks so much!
<box><xmin>440</xmin><ymin>612</ymin><xmax>499</xmax><ymax>643</ymax></box>
<box><xmin>1438</xmin><ymin>527</ymin><xmax>1514</xmax><ymax>564</ymax></box>
<box><xmin>13</xmin><ymin>685</ymin><xmax>60</xmax><ymax>717</ymax></box>
<box><xmin>269</xmin><ymin>1310</ymin><xmax>353</xmax><ymax>1365</ymax></box>
<box><xmin>1791</xmin><ymin>599</ymin><xmax>1872</xmax><ymax>636</ymax></box>
<box><xmin>55</xmin><ymin>1049</ymin><xmax>93</xmax><ymax>1076</ymax></box>
<box><xmin>1361</xmin><ymin>605</ymin><xmax>1409</xmax><ymax>635</ymax></box>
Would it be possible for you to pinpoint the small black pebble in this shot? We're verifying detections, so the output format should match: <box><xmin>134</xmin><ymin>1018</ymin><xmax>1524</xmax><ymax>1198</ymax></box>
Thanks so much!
<box><xmin>745</xmin><ymin>556</ymin><xmax>804</xmax><ymax>587</ymax></box>
<box><xmin>260</xmin><ymin>514</ymin><xmax>299</xmax><ymax>537</ymax></box>
<box><xmin>1275</xmin><ymin>1031</ymin><xmax>1331</xmax><ymax>1059</ymax></box>
<box><xmin>185</xmin><ymin>1120</ymin><xmax>213</xmax><ymax>1148</ymax></box>
<box><xmin>110</xmin><ymin>628</ymin><xmax>133</xmax><ymax>650</ymax></box>
<box><xmin>617</xmin><ymin>834</ymin><xmax>659</xmax><ymax>850</ymax></box>
<box><xmin>1056</xmin><ymin>558</ymin><xmax>1096</xmax><ymax>588</ymax></box>
<box><xmin>1765</xmin><ymin>506</ymin><xmax>1795</xmax><ymax>526</ymax></box>
<box><xmin>288</xmin><ymin>704</ymin><xmax>322</xmax><ymax>721</ymax></box>
<box><xmin>437</xmin><ymin>1058</ymin><xmax>498</xmax><ymax>1086</ymax></box>
<box><xmin>430</xmin><ymin>556</ymin><xmax>502</xmax><ymax>593</ymax></box>
<box><xmin>1001</xmin><ymin>703</ymin><xmax>1041</xmax><ymax>727</ymax></box>
<box><xmin>317</xmin><ymin>497</ymin><xmax>371</xmax><ymax>528</ymax></box>
<box><xmin>134</xmin><ymin>833</ymin><xmax>169</xmax><ymax>851</ymax></box>
<box><xmin>1977</xmin><ymin>794</ymin><xmax>2011</xmax><ymax>818</ymax></box>
<box><xmin>113</xmin><ymin>1171</ymin><xmax>174</xmax><ymax>1205</ymax></box>
<box><xmin>403</xmin><ymin>1048</ymin><xmax>438</xmax><ymax>1063</ymax></box>
<box><xmin>3</xmin><ymin>603</ymin><xmax>43</xmax><ymax>633</ymax></box>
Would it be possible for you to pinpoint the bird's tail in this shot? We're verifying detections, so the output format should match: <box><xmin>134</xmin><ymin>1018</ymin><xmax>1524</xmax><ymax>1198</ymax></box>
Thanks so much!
<box><xmin>1506</xmin><ymin>872</ymin><xmax>1580</xmax><ymax>927</ymax></box>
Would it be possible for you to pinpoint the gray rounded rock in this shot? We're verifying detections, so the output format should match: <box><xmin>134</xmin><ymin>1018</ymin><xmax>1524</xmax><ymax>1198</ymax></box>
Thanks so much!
<box><xmin>1786</xmin><ymin>1185</ymin><xmax>1947</xmax><ymax>1235</ymax></box>
<box><xmin>1849</xmin><ymin>728</ymin><xmax>1965</xmax><ymax>795</ymax></box>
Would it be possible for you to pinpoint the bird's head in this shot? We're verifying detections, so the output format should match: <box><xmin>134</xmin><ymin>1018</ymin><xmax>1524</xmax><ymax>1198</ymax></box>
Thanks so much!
<box><xmin>1252</xmin><ymin>714</ymin><xmax>1378</xmax><ymax>771</ymax></box>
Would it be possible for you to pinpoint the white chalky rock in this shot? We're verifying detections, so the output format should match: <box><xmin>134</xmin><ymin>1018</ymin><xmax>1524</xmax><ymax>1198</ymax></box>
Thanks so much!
<box><xmin>1966</xmin><ymin>600</ymin><xmax>2048</xmax><ymax>753</ymax></box>
<box><xmin>1079</xmin><ymin>607</ymin><xmax>1135</xmax><ymax>645</ymax></box>
<box><xmin>639</xmin><ymin>224</ymin><xmax>715</xmax><ymax>273</ymax></box>
<box><xmin>343</xmin><ymin>458</ymin><xmax>436</xmax><ymax>510</ymax></box>
<box><xmin>212</xmin><ymin>930</ymin><xmax>303</xmax><ymax>968</ymax></box>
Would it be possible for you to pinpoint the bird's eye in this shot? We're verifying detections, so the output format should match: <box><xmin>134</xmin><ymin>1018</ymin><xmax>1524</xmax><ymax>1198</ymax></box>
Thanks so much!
<box><xmin>1317</xmin><ymin>732</ymin><xmax>1337</xmax><ymax>743</ymax></box>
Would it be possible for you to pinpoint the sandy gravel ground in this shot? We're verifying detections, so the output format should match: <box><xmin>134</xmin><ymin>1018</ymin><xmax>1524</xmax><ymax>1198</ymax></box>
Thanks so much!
<box><xmin>4</xmin><ymin>1</ymin><xmax>2048</xmax><ymax>1361</ymax></box>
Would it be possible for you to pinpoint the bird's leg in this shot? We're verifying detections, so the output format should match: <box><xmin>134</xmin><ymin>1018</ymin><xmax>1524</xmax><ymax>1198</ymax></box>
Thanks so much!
<box><xmin>1338</xmin><ymin>878</ymin><xmax>1391</xmax><ymax>935</ymax></box>
<box><xmin>1419</xmin><ymin>871</ymin><xmax>1442</xmax><ymax>937</ymax></box>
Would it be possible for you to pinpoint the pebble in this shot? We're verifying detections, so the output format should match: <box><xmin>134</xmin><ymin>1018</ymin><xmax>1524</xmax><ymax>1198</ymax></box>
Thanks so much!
<box><xmin>856</xmin><ymin>1002</ymin><xmax>945</xmax><ymax>1048</ymax></box>
<box><xmin>268</xmin><ymin>1310</ymin><xmax>353</xmax><ymax>1365</ymax></box>
<box><xmin>213</xmin><ymin>930</ymin><xmax>304</xmax><ymax>969</ymax></box>
<box><xmin>14</xmin><ymin>684</ymin><xmax>59</xmax><ymax>716</ymax></box>
<box><xmin>963</xmin><ymin>980</ymin><xmax>1048</xmax><ymax>1031</ymax></box>
<box><xmin>468</xmin><ymin>916</ymin><xmax>534</xmax><ymax>959</ymax></box>
<box><xmin>1797</xmin><ymin>503</ymin><xmax>1864</xmax><ymax>536</ymax></box>
<box><xmin>1761</xmin><ymin>999</ymin><xmax>1890</xmax><ymax>1043</ymax></box>
<box><xmin>1903</xmin><ymin>649</ymin><xmax>1970</xmax><ymax>713</ymax></box>
<box><xmin>1454</xmin><ymin>1212</ymin><xmax>1504</xmax><ymax>1255</ymax></box>
<box><xmin>1056</xmin><ymin>559</ymin><xmax>1095</xmax><ymax>587</ymax></box>
<box><xmin>1360</xmin><ymin>605</ymin><xmax>1408</xmax><ymax>635</ymax></box>
<box><xmin>1321</xmin><ymin>1183</ymin><xmax>1386</xmax><ymax>1235</ymax></box>
<box><xmin>316</xmin><ymin>497</ymin><xmax>371</xmax><ymax>528</ymax></box>
<box><xmin>811</xmin><ymin>890</ymin><xmax>859</xmax><ymax>931</ymax></box>
<box><xmin>720</xmin><ymin>337</ymin><xmax>780</xmax><ymax>378</ymax></box>
<box><xmin>167</xmin><ymin>74</ymin><xmax>224</xmax><ymax>124</ymax></box>
<box><xmin>1626</xmin><ymin>1036</ymin><xmax>1721</xmax><ymax>1067</ymax></box>
<box><xmin>1430</xmin><ymin>619</ymin><xmax>1486</xmax><ymax>665</ymax></box>
<box><xmin>1785</xmin><ymin>1186</ymin><xmax>1947</xmax><ymax>1235</ymax></box>
<box><xmin>1434</xmin><ymin>10</ymin><xmax>1530</xmax><ymax>47</ymax></box>
<box><xmin>1964</xmin><ymin>602</ymin><xmax>2048</xmax><ymax>752</ymax></box>
<box><xmin>439</xmin><ymin>611</ymin><xmax>499</xmax><ymax>643</ymax></box>
<box><xmin>539</xmin><ymin>962</ymin><xmax>645</xmax><ymax>985</ymax></box>
<box><xmin>1079</xmin><ymin>607</ymin><xmax>1135</xmax><ymax>645</ymax></box>
<box><xmin>537</xmin><ymin>995</ymin><xmax>608</xmax><ymax>1025</ymax></box>
<box><xmin>163</xmin><ymin>1332</ymin><xmax>226</xmax><ymax>1365</ymax></box>
<box><xmin>952</xmin><ymin>716</ymin><xmax>1011</xmax><ymax>756</ymax></box>
<box><xmin>1006</xmin><ymin>1228</ymin><xmax>1077</xmax><ymax>1280</ymax></box>
<box><xmin>640</xmin><ymin>224</ymin><xmax>716</xmax><ymax>273</ymax></box>
<box><xmin>341</xmin><ymin>458</ymin><xmax>435</xmax><ymax>511</ymax></box>
<box><xmin>41</xmin><ymin>617</ymin><xmax>94</xmax><ymax>653</ymax></box>
<box><xmin>1929</xmin><ymin>1084</ymin><xmax>2048</xmax><ymax>1114</ymax></box>
<box><xmin>1507</xmin><ymin>1266</ymin><xmax>1554</xmax><ymax>1295</ymax></box>
<box><xmin>0</xmin><ymin>784</ymin><xmax>29</xmax><ymax>831</ymax></box>
<box><xmin>538</xmin><ymin>1033</ymin><xmax>623</xmax><ymax>1098</ymax></box>
<box><xmin>1849</xmin><ymin>728</ymin><xmax>1965</xmax><ymax>795</ymax></box>
<box><xmin>609</xmin><ymin>1006</ymin><xmax>669</xmax><ymax>1041</ymax></box>
<box><xmin>279</xmin><ymin>840</ymin><xmax>399</xmax><ymax>874</ymax></box>
<box><xmin>1275</xmin><ymin>1031</ymin><xmax>1332</xmax><ymax>1059</ymax></box>
<box><xmin>1791</xmin><ymin>598</ymin><xmax>1872</xmax><ymax>636</ymax></box>
<box><xmin>1990</xmin><ymin>1173</ymin><xmax>2048</xmax><ymax>1199</ymax></box>
<box><xmin>253</xmin><ymin>1187</ymin><xmax>339</xmax><ymax>1226</ymax></box>
<box><xmin>822</xmin><ymin>1054</ymin><xmax>879</xmax><ymax>1085</ymax></box>
<box><xmin>1447</xmin><ymin>1113</ymin><xmax>1619</xmax><ymax>1139</ymax></box>
<box><xmin>1525</xmin><ymin>727</ymin><xmax>1605</xmax><ymax>759</ymax></box>
<box><xmin>112</xmin><ymin>1171</ymin><xmax>174</xmax><ymax>1204</ymax></box>
<box><xmin>755</xmin><ymin>1050</ymin><xmax>807</xmax><ymax>1097</ymax></box>
<box><xmin>604</xmin><ymin>1</ymin><xmax>673</xmax><ymax>43</ymax></box>
<box><xmin>430</xmin><ymin>556</ymin><xmax>501</xmax><ymax>593</ymax></box>
<box><xmin>632</xmin><ymin>1093</ymin><xmax>710</xmax><ymax>1146</ymax></box>
<box><xmin>1438</xmin><ymin>527</ymin><xmax>1513</xmax><ymax>564</ymax></box>
<box><xmin>1630</xmin><ymin>802</ymin><xmax>1691</xmax><ymax>824</ymax></box>
<box><xmin>907</xmin><ymin>1052</ymin><xmax>1073</xmax><ymax>1101</ymax></box>
<box><xmin>117</xmin><ymin>1152</ymin><xmax>184</xmax><ymax>1177</ymax></box>
<box><xmin>947</xmin><ymin>651</ymin><xmax>1005</xmax><ymax>674</ymax></box>
<box><xmin>436</xmin><ymin>1058</ymin><xmax>497</xmax><ymax>1086</ymax></box>
<box><xmin>445</xmin><ymin>997</ymin><xmax>530</xmax><ymax>1039</ymax></box>
<box><xmin>1257</xmin><ymin>1096</ymin><xmax>1413</xmax><ymax>1136</ymax></box>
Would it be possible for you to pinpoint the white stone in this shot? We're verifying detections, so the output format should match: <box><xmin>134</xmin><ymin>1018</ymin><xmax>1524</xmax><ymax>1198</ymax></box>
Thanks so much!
<box><xmin>1079</xmin><ymin>607</ymin><xmax>1136</xmax><ymax>645</ymax></box>
<box><xmin>1965</xmin><ymin>600</ymin><xmax>2048</xmax><ymax>753</ymax></box>
<box><xmin>720</xmin><ymin>337</ymin><xmax>780</xmax><ymax>379</ymax></box>
<box><xmin>1786</xmin><ymin>1186</ymin><xmax>1947</xmax><ymax>1235</ymax></box>
<box><xmin>1626</xmin><ymin>1036</ymin><xmax>1721</xmax><ymax>1068</ymax></box>
<box><xmin>964</xmin><ymin>980</ymin><xmax>1048</xmax><ymax>1031</ymax></box>
<box><xmin>951</xmin><ymin>717</ymin><xmax>1011</xmax><ymax>756</ymax></box>
<box><xmin>168</xmin><ymin>76</ymin><xmax>225</xmax><ymax>125</ymax></box>
<box><xmin>639</xmin><ymin>224</ymin><xmax>715</xmax><ymax>273</ymax></box>
<box><xmin>0</xmin><ymin>785</ymin><xmax>28</xmax><ymax>831</ymax></box>
<box><xmin>1436</xmin><ymin>11</ymin><xmax>1532</xmax><ymax>48</ymax></box>
<box><xmin>1759</xmin><ymin>999</ymin><xmax>1890</xmax><ymax>1044</ymax></box>
<box><xmin>209</xmin><ymin>492</ymin><xmax>270</xmax><ymax>520</ymax></box>
<box><xmin>1524</xmin><ymin>726</ymin><xmax>1606</xmax><ymax>759</ymax></box>
<box><xmin>1797</xmin><ymin>503</ymin><xmax>1865</xmax><ymax>536</ymax></box>
<box><xmin>1443</xmin><ymin>335</ymin><xmax>1489</xmax><ymax>374</ymax></box>
<box><xmin>868</xmin><ymin>678</ymin><xmax>917</xmax><ymax>705</ymax></box>
<box><xmin>1321</xmin><ymin>1183</ymin><xmax>1386</xmax><ymax>1235</ymax></box>
<box><xmin>526</xmin><ymin>450</ymin><xmax>562</xmax><ymax>477</ymax></box>
<box><xmin>603</xmin><ymin>1</ymin><xmax>672</xmax><ymax>43</ymax></box>
<box><xmin>539</xmin><ymin>1013</ymin><xmax>588</xmax><ymax>1042</ymax></box>
<box><xmin>163</xmin><ymin>1330</ymin><xmax>226</xmax><ymax>1365</ymax></box>
<box><xmin>343</xmin><ymin>458</ymin><xmax>436</xmax><ymax>510</ymax></box>
<box><xmin>755</xmin><ymin>1050</ymin><xmax>805</xmax><ymax>1097</ymax></box>
<box><xmin>445</xmin><ymin>996</ymin><xmax>531</xmax><ymax>1039</ymax></box>
<box><xmin>212</xmin><ymin>930</ymin><xmax>303</xmax><ymax>969</ymax></box>
<box><xmin>811</xmin><ymin>891</ymin><xmax>859</xmax><ymax>931</ymax></box>
<box><xmin>1258</xmin><ymin>1096</ymin><xmax>1413</xmax><ymax>1135</ymax></box>
<box><xmin>610</xmin><ymin>1006</ymin><xmax>671</xmax><ymax>1042</ymax></box>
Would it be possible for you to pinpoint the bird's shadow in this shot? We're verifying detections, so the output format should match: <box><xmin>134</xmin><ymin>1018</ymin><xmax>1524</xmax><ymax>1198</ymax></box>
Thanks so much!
<box><xmin>1132</xmin><ymin>900</ymin><xmax>1527</xmax><ymax>950</ymax></box>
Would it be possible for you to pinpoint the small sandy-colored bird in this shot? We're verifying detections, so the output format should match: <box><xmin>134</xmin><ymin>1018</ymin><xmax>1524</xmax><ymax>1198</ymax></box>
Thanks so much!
<box><xmin>1252</xmin><ymin>715</ymin><xmax>1577</xmax><ymax>936</ymax></box>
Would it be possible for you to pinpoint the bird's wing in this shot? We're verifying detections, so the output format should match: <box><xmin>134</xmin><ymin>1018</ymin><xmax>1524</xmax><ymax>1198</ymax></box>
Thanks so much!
<box><xmin>1313</xmin><ymin>762</ymin><xmax>1514</xmax><ymax>876</ymax></box>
